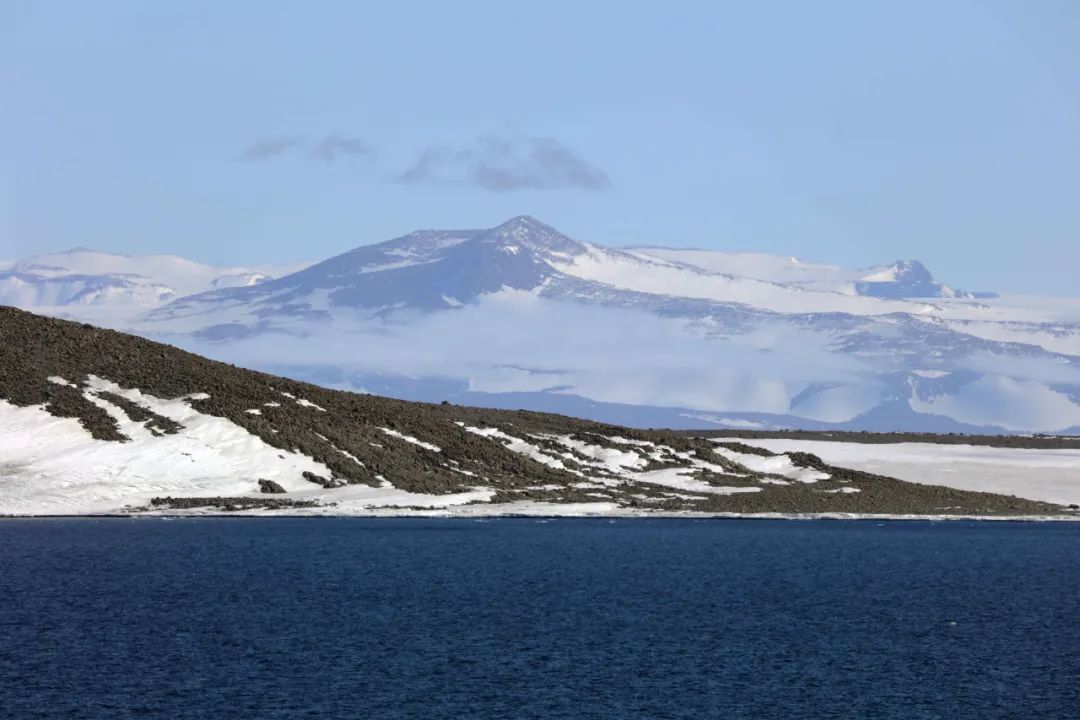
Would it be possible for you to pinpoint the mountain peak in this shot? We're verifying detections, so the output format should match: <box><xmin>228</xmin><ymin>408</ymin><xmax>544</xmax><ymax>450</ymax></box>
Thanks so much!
<box><xmin>890</xmin><ymin>260</ymin><xmax>932</xmax><ymax>282</ymax></box>
<box><xmin>477</xmin><ymin>215</ymin><xmax>584</xmax><ymax>256</ymax></box>
<box><xmin>855</xmin><ymin>259</ymin><xmax>958</xmax><ymax>299</ymax></box>
<box><xmin>860</xmin><ymin>260</ymin><xmax>932</xmax><ymax>284</ymax></box>
<box><xmin>499</xmin><ymin>214</ymin><xmax>544</xmax><ymax>228</ymax></box>
<box><xmin>488</xmin><ymin>215</ymin><xmax>555</xmax><ymax>237</ymax></box>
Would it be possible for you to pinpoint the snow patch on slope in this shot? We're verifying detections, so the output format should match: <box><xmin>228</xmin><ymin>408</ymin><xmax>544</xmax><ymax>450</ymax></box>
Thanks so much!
<box><xmin>0</xmin><ymin>382</ymin><xmax>335</xmax><ymax>515</ymax></box>
<box><xmin>379</xmin><ymin>427</ymin><xmax>442</xmax><ymax>452</ymax></box>
<box><xmin>457</xmin><ymin>424</ymin><xmax>570</xmax><ymax>471</ymax></box>
<box><xmin>0</xmin><ymin>379</ymin><xmax>500</xmax><ymax>515</ymax></box>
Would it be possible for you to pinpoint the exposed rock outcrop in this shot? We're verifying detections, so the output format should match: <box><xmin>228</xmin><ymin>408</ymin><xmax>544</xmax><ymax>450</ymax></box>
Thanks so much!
<box><xmin>257</xmin><ymin>479</ymin><xmax>286</xmax><ymax>494</ymax></box>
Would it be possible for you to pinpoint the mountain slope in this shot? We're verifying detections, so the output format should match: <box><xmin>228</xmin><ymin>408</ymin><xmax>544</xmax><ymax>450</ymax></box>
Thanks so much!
<box><xmin>152</xmin><ymin>216</ymin><xmax>958</xmax><ymax>321</ymax></box>
<box><xmin>150</xmin><ymin>216</ymin><xmax>590</xmax><ymax>321</ymax></box>
<box><xmin>8</xmin><ymin>217</ymin><xmax>1080</xmax><ymax>434</ymax></box>
<box><xmin>1</xmin><ymin>307</ymin><xmax>1070</xmax><ymax>517</ymax></box>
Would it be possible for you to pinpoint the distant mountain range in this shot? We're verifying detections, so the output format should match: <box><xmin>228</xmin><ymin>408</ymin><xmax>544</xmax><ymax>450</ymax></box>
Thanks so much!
<box><xmin>0</xmin><ymin>249</ymin><xmax>308</xmax><ymax>324</ymax></box>
<box><xmin>4</xmin><ymin>216</ymin><xmax>1079</xmax><ymax>434</ymax></box>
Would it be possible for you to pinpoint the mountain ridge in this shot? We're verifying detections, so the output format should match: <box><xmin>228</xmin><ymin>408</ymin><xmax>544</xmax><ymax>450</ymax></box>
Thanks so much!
<box><xmin>0</xmin><ymin>248</ymin><xmax>309</xmax><ymax>320</ymax></box>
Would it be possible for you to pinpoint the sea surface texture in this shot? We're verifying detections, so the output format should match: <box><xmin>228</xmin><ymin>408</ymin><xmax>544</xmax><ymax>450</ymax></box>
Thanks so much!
<box><xmin>1</xmin><ymin>518</ymin><xmax>1078</xmax><ymax>719</ymax></box>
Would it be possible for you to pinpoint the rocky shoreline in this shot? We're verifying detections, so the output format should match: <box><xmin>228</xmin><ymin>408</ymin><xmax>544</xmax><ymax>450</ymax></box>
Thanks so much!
<box><xmin>4</xmin><ymin>508</ymin><xmax>1078</xmax><ymax>522</ymax></box>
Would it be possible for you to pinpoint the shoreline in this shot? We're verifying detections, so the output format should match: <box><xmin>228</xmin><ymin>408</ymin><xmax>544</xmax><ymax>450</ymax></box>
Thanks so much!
<box><xmin>4</xmin><ymin>509</ymin><xmax>1079</xmax><ymax>522</ymax></box>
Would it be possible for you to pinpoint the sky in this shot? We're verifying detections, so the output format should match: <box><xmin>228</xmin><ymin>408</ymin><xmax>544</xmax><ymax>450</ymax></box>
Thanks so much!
<box><xmin>2</xmin><ymin>0</ymin><xmax>1079</xmax><ymax>294</ymax></box>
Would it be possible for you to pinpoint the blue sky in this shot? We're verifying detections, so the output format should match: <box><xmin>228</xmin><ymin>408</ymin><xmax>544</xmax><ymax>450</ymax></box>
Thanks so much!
<box><xmin>3</xmin><ymin>0</ymin><xmax>1078</xmax><ymax>294</ymax></box>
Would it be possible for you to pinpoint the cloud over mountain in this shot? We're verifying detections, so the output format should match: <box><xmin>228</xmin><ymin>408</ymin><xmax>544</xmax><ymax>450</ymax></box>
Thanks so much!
<box><xmin>238</xmin><ymin>133</ymin><xmax>607</xmax><ymax>191</ymax></box>
<box><xmin>397</xmin><ymin>135</ymin><xmax>611</xmax><ymax>192</ymax></box>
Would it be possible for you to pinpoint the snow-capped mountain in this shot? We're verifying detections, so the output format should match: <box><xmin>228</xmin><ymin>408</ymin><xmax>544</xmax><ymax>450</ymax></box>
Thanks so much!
<box><xmin>151</xmin><ymin>216</ymin><xmax>978</xmax><ymax>322</ymax></box>
<box><xmin>6</xmin><ymin>217</ymin><xmax>1080</xmax><ymax>434</ymax></box>
<box><xmin>150</xmin><ymin>217</ymin><xmax>592</xmax><ymax>320</ymax></box>
<box><xmin>0</xmin><ymin>248</ymin><xmax>308</xmax><ymax>322</ymax></box>
<box><xmin>853</xmin><ymin>259</ymin><xmax>995</xmax><ymax>299</ymax></box>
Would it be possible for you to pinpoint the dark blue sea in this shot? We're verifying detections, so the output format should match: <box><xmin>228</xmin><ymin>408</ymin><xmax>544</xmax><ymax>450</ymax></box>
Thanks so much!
<box><xmin>1</xmin><ymin>518</ymin><xmax>1078</xmax><ymax>719</ymax></box>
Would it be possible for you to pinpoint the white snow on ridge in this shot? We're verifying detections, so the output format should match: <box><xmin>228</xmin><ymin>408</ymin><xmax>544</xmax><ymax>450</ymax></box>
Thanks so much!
<box><xmin>630</xmin><ymin>248</ymin><xmax>853</xmax><ymax>286</ymax></box>
<box><xmin>552</xmin><ymin>247</ymin><xmax>935</xmax><ymax>316</ymax></box>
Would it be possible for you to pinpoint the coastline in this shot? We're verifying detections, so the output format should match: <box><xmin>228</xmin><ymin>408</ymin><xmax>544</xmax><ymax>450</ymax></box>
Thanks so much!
<box><xmin>5</xmin><ymin>507</ymin><xmax>1080</xmax><ymax>522</ymax></box>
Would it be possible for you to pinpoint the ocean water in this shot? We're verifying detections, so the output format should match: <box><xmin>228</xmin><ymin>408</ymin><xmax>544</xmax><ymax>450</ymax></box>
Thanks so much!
<box><xmin>1</xmin><ymin>518</ymin><xmax>1078</xmax><ymax>719</ymax></box>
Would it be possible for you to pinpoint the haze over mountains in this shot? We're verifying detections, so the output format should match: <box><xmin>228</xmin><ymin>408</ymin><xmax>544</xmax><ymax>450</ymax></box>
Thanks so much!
<box><xmin>5</xmin><ymin>216</ymin><xmax>1080</xmax><ymax>434</ymax></box>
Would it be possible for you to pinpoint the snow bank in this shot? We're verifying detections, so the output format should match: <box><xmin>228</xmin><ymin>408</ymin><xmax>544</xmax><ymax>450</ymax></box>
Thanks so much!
<box><xmin>714</xmin><ymin>437</ymin><xmax>1080</xmax><ymax>506</ymax></box>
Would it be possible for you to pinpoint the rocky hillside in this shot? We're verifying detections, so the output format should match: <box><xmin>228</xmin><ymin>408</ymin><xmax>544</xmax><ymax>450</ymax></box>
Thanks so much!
<box><xmin>0</xmin><ymin>306</ymin><xmax>1070</xmax><ymax>517</ymax></box>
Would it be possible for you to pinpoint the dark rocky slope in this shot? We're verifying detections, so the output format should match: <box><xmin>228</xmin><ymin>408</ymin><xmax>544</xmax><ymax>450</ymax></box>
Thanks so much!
<box><xmin>0</xmin><ymin>306</ymin><xmax>1068</xmax><ymax>516</ymax></box>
